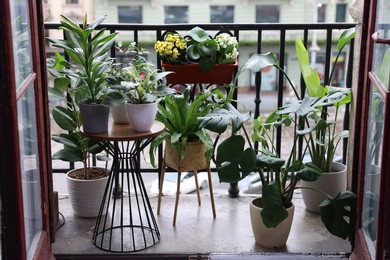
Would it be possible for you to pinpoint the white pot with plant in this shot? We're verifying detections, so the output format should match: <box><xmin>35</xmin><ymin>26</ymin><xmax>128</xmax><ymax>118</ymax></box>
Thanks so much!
<box><xmin>46</xmin><ymin>16</ymin><xmax>114</xmax><ymax>216</ymax></box>
<box><xmin>47</xmin><ymin>14</ymin><xmax>121</xmax><ymax>133</ymax></box>
<box><xmin>291</xmin><ymin>29</ymin><xmax>355</xmax><ymax>213</ymax></box>
<box><xmin>107</xmin><ymin>43</ymin><xmax>174</xmax><ymax>132</ymax></box>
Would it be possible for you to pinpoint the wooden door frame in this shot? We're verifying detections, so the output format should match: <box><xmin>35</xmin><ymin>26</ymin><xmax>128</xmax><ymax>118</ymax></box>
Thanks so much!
<box><xmin>0</xmin><ymin>0</ymin><xmax>54</xmax><ymax>259</ymax></box>
<box><xmin>351</xmin><ymin>0</ymin><xmax>390</xmax><ymax>259</ymax></box>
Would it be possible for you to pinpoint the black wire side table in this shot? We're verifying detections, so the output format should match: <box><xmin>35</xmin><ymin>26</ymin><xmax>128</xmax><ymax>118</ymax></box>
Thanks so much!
<box><xmin>85</xmin><ymin>121</ymin><xmax>164</xmax><ymax>252</ymax></box>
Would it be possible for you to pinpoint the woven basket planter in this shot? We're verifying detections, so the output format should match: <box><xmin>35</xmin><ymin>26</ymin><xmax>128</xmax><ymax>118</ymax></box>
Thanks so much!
<box><xmin>164</xmin><ymin>140</ymin><xmax>209</xmax><ymax>172</ymax></box>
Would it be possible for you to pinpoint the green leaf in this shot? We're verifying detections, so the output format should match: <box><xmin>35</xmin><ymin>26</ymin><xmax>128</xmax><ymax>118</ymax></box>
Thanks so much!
<box><xmin>87</xmin><ymin>15</ymin><xmax>107</xmax><ymax>29</ymax></box>
<box><xmin>186</xmin><ymin>45</ymin><xmax>200</xmax><ymax>60</ymax></box>
<box><xmin>52</xmin><ymin>106</ymin><xmax>78</xmax><ymax>131</ymax></box>
<box><xmin>216</xmin><ymin>135</ymin><xmax>256</xmax><ymax>183</ymax></box>
<box><xmin>296</xmin><ymin>118</ymin><xmax>327</xmax><ymax>135</ymax></box>
<box><xmin>52</xmin><ymin>148</ymin><xmax>83</xmax><ymax>162</ymax></box>
<box><xmin>320</xmin><ymin>191</ymin><xmax>357</xmax><ymax>240</ymax></box>
<box><xmin>295</xmin><ymin>37</ymin><xmax>325</xmax><ymax>98</ymax></box>
<box><xmin>188</xmin><ymin>26</ymin><xmax>210</xmax><ymax>42</ymax></box>
<box><xmin>256</xmin><ymin>154</ymin><xmax>285</xmax><ymax>170</ymax></box>
<box><xmin>199</xmin><ymin>58</ymin><xmax>214</xmax><ymax>72</ymax></box>
<box><xmin>199</xmin><ymin>39</ymin><xmax>218</xmax><ymax>56</ymax></box>
<box><xmin>296</xmin><ymin>163</ymin><xmax>323</xmax><ymax>181</ymax></box>
<box><xmin>261</xmin><ymin>181</ymin><xmax>289</xmax><ymax>228</ymax></box>
<box><xmin>338</xmin><ymin>28</ymin><xmax>356</xmax><ymax>52</ymax></box>
<box><xmin>242</xmin><ymin>52</ymin><xmax>279</xmax><ymax>73</ymax></box>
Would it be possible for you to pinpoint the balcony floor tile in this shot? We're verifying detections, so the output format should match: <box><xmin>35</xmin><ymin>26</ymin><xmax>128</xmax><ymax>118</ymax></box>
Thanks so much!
<box><xmin>53</xmin><ymin>192</ymin><xmax>350</xmax><ymax>259</ymax></box>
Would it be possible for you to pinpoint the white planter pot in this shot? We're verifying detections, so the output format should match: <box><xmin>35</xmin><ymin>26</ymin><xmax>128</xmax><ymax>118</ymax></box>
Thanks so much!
<box><xmin>301</xmin><ymin>162</ymin><xmax>347</xmax><ymax>213</ymax></box>
<box><xmin>111</xmin><ymin>104</ymin><xmax>129</xmax><ymax>124</ymax></box>
<box><xmin>126</xmin><ymin>102</ymin><xmax>157</xmax><ymax>132</ymax></box>
<box><xmin>250</xmin><ymin>198</ymin><xmax>295</xmax><ymax>248</ymax></box>
<box><xmin>79</xmin><ymin>102</ymin><xmax>110</xmax><ymax>133</ymax></box>
<box><xmin>66</xmin><ymin>168</ymin><xmax>109</xmax><ymax>218</ymax></box>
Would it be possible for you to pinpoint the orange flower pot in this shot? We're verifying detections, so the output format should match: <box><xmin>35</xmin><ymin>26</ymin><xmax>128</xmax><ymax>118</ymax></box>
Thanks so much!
<box><xmin>161</xmin><ymin>60</ymin><xmax>238</xmax><ymax>84</ymax></box>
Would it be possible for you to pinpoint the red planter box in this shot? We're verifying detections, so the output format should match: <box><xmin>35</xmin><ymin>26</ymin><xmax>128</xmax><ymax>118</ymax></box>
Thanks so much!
<box><xmin>161</xmin><ymin>61</ymin><xmax>238</xmax><ymax>84</ymax></box>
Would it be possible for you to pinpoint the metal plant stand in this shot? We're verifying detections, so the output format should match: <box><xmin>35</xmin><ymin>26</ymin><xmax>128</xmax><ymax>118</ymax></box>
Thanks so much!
<box><xmin>86</xmin><ymin>121</ymin><xmax>165</xmax><ymax>252</ymax></box>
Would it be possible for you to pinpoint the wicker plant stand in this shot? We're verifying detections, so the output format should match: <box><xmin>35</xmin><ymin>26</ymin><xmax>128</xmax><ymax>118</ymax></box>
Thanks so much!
<box><xmin>157</xmin><ymin>140</ymin><xmax>216</xmax><ymax>226</ymax></box>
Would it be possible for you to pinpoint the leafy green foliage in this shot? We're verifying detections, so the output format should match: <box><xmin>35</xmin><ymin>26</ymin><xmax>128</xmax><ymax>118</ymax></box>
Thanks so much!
<box><xmin>47</xmin><ymin>14</ymin><xmax>118</xmax><ymax>104</ymax></box>
<box><xmin>149</xmin><ymin>89</ymin><xmax>217</xmax><ymax>167</ymax></box>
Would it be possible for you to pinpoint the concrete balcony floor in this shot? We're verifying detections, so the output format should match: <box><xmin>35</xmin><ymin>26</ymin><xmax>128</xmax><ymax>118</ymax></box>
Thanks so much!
<box><xmin>52</xmin><ymin>190</ymin><xmax>351</xmax><ymax>259</ymax></box>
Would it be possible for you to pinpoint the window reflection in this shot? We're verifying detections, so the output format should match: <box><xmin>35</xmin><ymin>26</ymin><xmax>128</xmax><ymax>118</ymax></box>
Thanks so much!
<box><xmin>17</xmin><ymin>86</ymin><xmax>43</xmax><ymax>258</ymax></box>
<box><xmin>362</xmin><ymin>87</ymin><xmax>384</xmax><ymax>259</ymax></box>
<box><xmin>10</xmin><ymin>0</ymin><xmax>33</xmax><ymax>89</ymax></box>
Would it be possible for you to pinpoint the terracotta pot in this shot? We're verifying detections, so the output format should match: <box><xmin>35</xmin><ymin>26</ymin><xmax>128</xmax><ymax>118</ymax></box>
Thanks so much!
<box><xmin>111</xmin><ymin>103</ymin><xmax>129</xmax><ymax>124</ymax></box>
<box><xmin>161</xmin><ymin>60</ymin><xmax>237</xmax><ymax>84</ymax></box>
<box><xmin>125</xmin><ymin>102</ymin><xmax>157</xmax><ymax>132</ymax></box>
<box><xmin>79</xmin><ymin>102</ymin><xmax>110</xmax><ymax>133</ymax></box>
<box><xmin>301</xmin><ymin>162</ymin><xmax>347</xmax><ymax>213</ymax></box>
<box><xmin>66</xmin><ymin>167</ymin><xmax>109</xmax><ymax>218</ymax></box>
<box><xmin>250</xmin><ymin>198</ymin><xmax>295</xmax><ymax>248</ymax></box>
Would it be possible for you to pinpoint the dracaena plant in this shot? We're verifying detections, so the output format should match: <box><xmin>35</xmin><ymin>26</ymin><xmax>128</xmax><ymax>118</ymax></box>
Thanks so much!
<box><xmin>47</xmin><ymin>14</ymin><xmax>118</xmax><ymax>105</ymax></box>
<box><xmin>198</xmin><ymin>28</ymin><xmax>357</xmax><ymax>240</ymax></box>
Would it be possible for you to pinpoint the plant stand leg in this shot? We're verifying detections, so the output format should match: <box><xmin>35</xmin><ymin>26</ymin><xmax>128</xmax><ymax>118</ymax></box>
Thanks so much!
<box><xmin>173</xmin><ymin>171</ymin><xmax>181</xmax><ymax>226</ymax></box>
<box><xmin>157</xmin><ymin>159</ymin><xmax>166</xmax><ymax>215</ymax></box>
<box><xmin>207</xmin><ymin>166</ymin><xmax>216</xmax><ymax>218</ymax></box>
<box><xmin>194</xmin><ymin>170</ymin><xmax>201</xmax><ymax>206</ymax></box>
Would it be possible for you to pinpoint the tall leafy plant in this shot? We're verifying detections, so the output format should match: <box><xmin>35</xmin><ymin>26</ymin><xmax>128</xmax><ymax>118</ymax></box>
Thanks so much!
<box><xmin>199</xmin><ymin>29</ymin><xmax>357</xmax><ymax>239</ymax></box>
<box><xmin>47</xmin><ymin>14</ymin><xmax>118</xmax><ymax>104</ymax></box>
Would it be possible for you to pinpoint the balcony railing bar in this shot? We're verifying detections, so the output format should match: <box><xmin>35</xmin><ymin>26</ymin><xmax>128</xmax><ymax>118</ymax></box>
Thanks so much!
<box><xmin>46</xmin><ymin>22</ymin><xmax>356</xmax><ymax>177</ymax></box>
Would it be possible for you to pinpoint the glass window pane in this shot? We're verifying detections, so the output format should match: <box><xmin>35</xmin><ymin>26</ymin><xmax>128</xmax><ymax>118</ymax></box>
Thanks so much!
<box><xmin>375</xmin><ymin>0</ymin><xmax>390</xmax><ymax>40</ymax></box>
<box><xmin>18</xmin><ymin>86</ymin><xmax>43</xmax><ymax>258</ymax></box>
<box><xmin>210</xmin><ymin>6</ymin><xmax>234</xmax><ymax>23</ymax></box>
<box><xmin>10</xmin><ymin>0</ymin><xmax>33</xmax><ymax>90</ymax></box>
<box><xmin>372</xmin><ymin>45</ymin><xmax>390</xmax><ymax>91</ymax></box>
<box><xmin>256</xmin><ymin>5</ymin><xmax>280</xmax><ymax>23</ymax></box>
<box><xmin>362</xmin><ymin>86</ymin><xmax>384</xmax><ymax>260</ymax></box>
<box><xmin>118</xmin><ymin>6</ymin><xmax>142</xmax><ymax>23</ymax></box>
<box><xmin>318</xmin><ymin>4</ymin><xmax>326</xmax><ymax>23</ymax></box>
<box><xmin>336</xmin><ymin>4</ymin><xmax>346</xmax><ymax>23</ymax></box>
<box><xmin>164</xmin><ymin>6</ymin><xmax>188</xmax><ymax>24</ymax></box>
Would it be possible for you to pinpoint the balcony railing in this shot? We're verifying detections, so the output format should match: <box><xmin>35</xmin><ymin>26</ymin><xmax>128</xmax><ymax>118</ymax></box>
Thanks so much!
<box><xmin>45</xmin><ymin>22</ymin><xmax>356</xmax><ymax>195</ymax></box>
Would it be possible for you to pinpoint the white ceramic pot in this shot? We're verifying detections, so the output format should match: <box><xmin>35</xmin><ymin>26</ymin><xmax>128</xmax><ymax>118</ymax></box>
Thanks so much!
<box><xmin>250</xmin><ymin>198</ymin><xmax>295</xmax><ymax>248</ymax></box>
<box><xmin>66</xmin><ymin>168</ymin><xmax>109</xmax><ymax>218</ymax></box>
<box><xmin>126</xmin><ymin>102</ymin><xmax>157</xmax><ymax>132</ymax></box>
<box><xmin>111</xmin><ymin>104</ymin><xmax>129</xmax><ymax>124</ymax></box>
<box><xmin>79</xmin><ymin>102</ymin><xmax>110</xmax><ymax>133</ymax></box>
<box><xmin>301</xmin><ymin>162</ymin><xmax>347</xmax><ymax>213</ymax></box>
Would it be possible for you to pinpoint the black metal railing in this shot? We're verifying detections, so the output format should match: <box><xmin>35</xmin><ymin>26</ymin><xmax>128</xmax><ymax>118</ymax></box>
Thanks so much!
<box><xmin>46</xmin><ymin>22</ymin><xmax>356</xmax><ymax>195</ymax></box>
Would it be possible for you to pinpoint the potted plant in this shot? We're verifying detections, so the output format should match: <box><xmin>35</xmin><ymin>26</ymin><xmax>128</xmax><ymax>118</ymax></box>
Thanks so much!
<box><xmin>199</xmin><ymin>30</ymin><xmax>357</xmax><ymax>247</ymax></box>
<box><xmin>155</xmin><ymin>27</ymin><xmax>239</xmax><ymax>84</ymax></box>
<box><xmin>149</xmin><ymin>87</ymin><xmax>221</xmax><ymax>225</ymax></box>
<box><xmin>294</xmin><ymin>28</ymin><xmax>355</xmax><ymax>213</ymax></box>
<box><xmin>108</xmin><ymin>43</ymin><xmax>174</xmax><ymax>131</ymax></box>
<box><xmin>47</xmin><ymin>14</ymin><xmax>119</xmax><ymax>133</ymax></box>
<box><xmin>47</xmin><ymin>56</ymin><xmax>111</xmax><ymax>217</ymax></box>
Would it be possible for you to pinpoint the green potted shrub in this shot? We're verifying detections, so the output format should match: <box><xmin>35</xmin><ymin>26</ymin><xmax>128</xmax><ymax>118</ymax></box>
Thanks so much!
<box><xmin>47</xmin><ymin>14</ymin><xmax>119</xmax><ymax>133</ymax></box>
<box><xmin>47</xmin><ymin>56</ymin><xmax>111</xmax><ymax>217</ymax></box>
<box><xmin>199</xmin><ymin>29</ymin><xmax>357</xmax><ymax>247</ymax></box>
<box><xmin>108</xmin><ymin>43</ymin><xmax>174</xmax><ymax>131</ymax></box>
<box><xmin>293</xmin><ymin>28</ymin><xmax>355</xmax><ymax>212</ymax></box>
<box><xmin>155</xmin><ymin>26</ymin><xmax>239</xmax><ymax>84</ymax></box>
<box><xmin>149</xmin><ymin>87</ymin><xmax>223</xmax><ymax>225</ymax></box>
